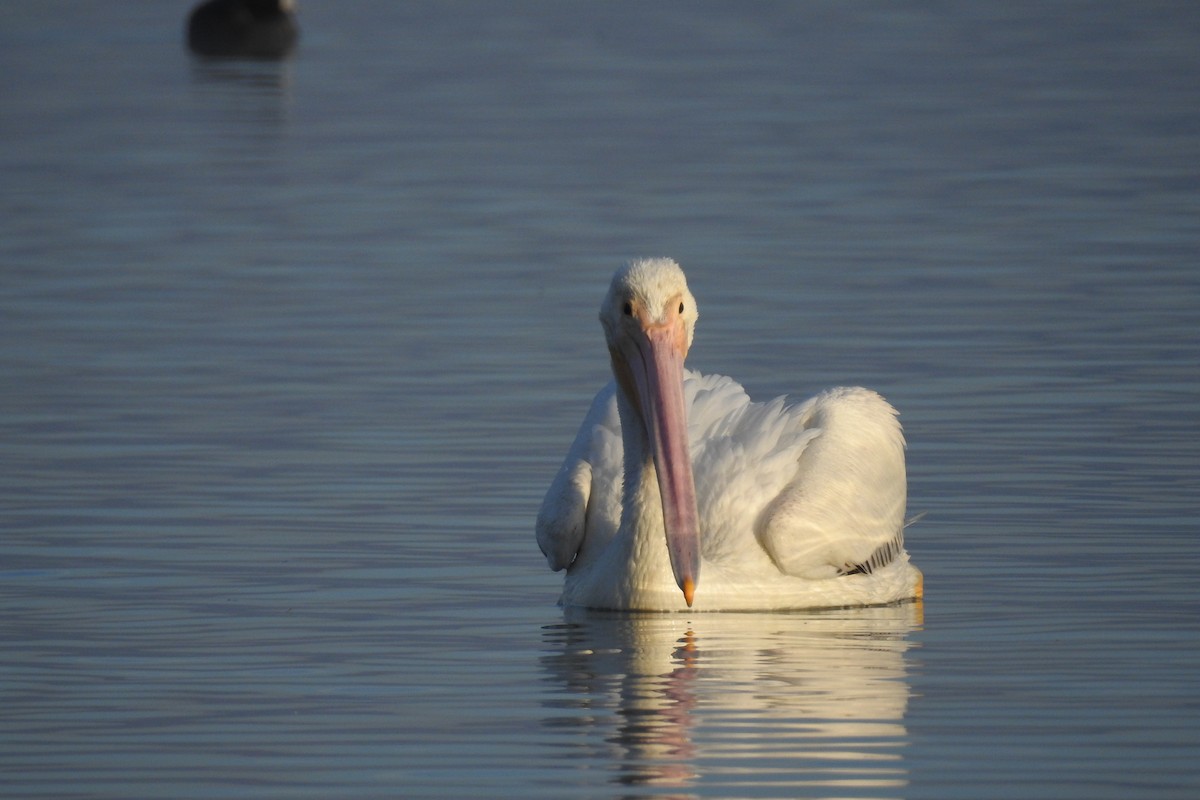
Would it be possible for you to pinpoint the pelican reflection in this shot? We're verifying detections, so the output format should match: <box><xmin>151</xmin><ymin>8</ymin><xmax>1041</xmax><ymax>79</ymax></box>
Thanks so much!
<box><xmin>541</xmin><ymin>602</ymin><xmax>921</xmax><ymax>797</ymax></box>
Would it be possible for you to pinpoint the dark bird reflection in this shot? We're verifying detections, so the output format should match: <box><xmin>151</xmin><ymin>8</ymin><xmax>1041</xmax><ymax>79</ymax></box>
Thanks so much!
<box><xmin>541</xmin><ymin>603</ymin><xmax>922</xmax><ymax>798</ymax></box>
<box><xmin>186</xmin><ymin>55</ymin><xmax>294</xmax><ymax>157</ymax></box>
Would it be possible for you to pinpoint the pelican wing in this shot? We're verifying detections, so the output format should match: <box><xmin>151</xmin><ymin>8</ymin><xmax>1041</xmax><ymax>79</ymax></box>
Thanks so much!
<box><xmin>754</xmin><ymin>387</ymin><xmax>909</xmax><ymax>580</ymax></box>
<box><xmin>536</xmin><ymin>383</ymin><xmax>622</xmax><ymax>571</ymax></box>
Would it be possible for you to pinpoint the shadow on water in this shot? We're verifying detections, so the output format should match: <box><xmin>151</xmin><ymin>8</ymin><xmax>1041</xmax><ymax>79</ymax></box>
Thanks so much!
<box><xmin>541</xmin><ymin>603</ymin><xmax>922</xmax><ymax>798</ymax></box>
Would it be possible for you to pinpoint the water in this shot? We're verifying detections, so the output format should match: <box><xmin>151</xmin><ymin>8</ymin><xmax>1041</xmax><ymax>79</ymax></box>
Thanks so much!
<box><xmin>2</xmin><ymin>2</ymin><xmax>1198</xmax><ymax>797</ymax></box>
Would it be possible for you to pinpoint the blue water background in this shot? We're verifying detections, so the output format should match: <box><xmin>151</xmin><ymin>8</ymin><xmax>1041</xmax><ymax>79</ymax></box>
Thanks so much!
<box><xmin>2</xmin><ymin>3</ymin><xmax>1198</xmax><ymax>798</ymax></box>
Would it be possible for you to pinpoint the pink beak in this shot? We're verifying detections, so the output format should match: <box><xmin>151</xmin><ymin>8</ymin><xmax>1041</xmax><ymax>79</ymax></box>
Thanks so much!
<box><xmin>618</xmin><ymin>316</ymin><xmax>700</xmax><ymax>607</ymax></box>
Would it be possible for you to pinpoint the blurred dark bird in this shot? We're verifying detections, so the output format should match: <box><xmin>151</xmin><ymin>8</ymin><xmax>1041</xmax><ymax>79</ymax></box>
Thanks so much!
<box><xmin>186</xmin><ymin>0</ymin><xmax>299</xmax><ymax>59</ymax></box>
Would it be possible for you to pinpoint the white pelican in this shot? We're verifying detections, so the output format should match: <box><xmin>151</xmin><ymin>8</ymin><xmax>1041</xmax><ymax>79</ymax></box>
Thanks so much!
<box><xmin>537</xmin><ymin>258</ymin><xmax>923</xmax><ymax>611</ymax></box>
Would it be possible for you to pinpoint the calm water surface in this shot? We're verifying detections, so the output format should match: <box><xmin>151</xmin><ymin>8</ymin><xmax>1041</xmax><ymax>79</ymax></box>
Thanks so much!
<box><xmin>2</xmin><ymin>3</ymin><xmax>1198</xmax><ymax>798</ymax></box>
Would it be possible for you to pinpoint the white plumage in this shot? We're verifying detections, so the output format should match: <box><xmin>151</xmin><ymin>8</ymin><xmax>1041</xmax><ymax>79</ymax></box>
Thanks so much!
<box><xmin>537</xmin><ymin>259</ymin><xmax>922</xmax><ymax>611</ymax></box>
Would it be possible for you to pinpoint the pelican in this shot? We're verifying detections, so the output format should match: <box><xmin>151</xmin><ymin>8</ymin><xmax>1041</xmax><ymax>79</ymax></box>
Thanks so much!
<box><xmin>536</xmin><ymin>258</ymin><xmax>923</xmax><ymax>611</ymax></box>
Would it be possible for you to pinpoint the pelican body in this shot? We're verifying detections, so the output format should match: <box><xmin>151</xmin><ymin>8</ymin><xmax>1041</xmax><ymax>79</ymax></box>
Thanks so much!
<box><xmin>536</xmin><ymin>259</ymin><xmax>922</xmax><ymax>611</ymax></box>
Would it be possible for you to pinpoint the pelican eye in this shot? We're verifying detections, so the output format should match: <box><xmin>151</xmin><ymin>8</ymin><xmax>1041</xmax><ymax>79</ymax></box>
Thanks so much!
<box><xmin>623</xmin><ymin>301</ymin><xmax>633</xmax><ymax>316</ymax></box>
<box><xmin>679</xmin><ymin>302</ymin><xmax>684</xmax><ymax>313</ymax></box>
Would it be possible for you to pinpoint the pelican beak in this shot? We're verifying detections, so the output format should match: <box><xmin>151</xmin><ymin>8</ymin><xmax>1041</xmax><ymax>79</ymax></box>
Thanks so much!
<box><xmin>613</xmin><ymin>310</ymin><xmax>701</xmax><ymax>607</ymax></box>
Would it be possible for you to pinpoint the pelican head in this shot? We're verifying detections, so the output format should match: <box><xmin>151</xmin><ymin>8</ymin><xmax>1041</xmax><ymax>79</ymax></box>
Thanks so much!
<box><xmin>600</xmin><ymin>258</ymin><xmax>701</xmax><ymax>606</ymax></box>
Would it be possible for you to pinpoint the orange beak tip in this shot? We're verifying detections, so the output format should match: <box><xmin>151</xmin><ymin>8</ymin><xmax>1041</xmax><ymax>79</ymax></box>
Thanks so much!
<box><xmin>682</xmin><ymin>577</ymin><xmax>696</xmax><ymax>608</ymax></box>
